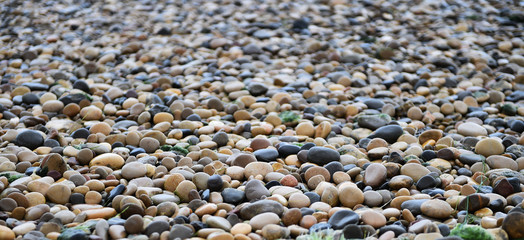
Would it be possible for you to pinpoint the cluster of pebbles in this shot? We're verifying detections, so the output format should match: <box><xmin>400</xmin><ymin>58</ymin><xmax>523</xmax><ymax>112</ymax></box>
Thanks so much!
<box><xmin>0</xmin><ymin>0</ymin><xmax>524</xmax><ymax>239</ymax></box>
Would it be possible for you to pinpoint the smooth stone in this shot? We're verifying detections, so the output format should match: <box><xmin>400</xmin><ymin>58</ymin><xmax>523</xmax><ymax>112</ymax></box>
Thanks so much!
<box><xmin>221</xmin><ymin>188</ymin><xmax>245</xmax><ymax>205</ymax></box>
<box><xmin>486</xmin><ymin>155</ymin><xmax>518</xmax><ymax>170</ymax></box>
<box><xmin>421</xmin><ymin>199</ymin><xmax>453</xmax><ymax>219</ymax></box>
<box><xmin>206</xmin><ymin>216</ymin><xmax>232</xmax><ymax>231</ymax></box>
<box><xmin>46</xmin><ymin>184</ymin><xmax>71</xmax><ymax>204</ymax></box>
<box><xmin>327</xmin><ymin>210</ymin><xmax>359</xmax><ymax>229</ymax></box>
<box><xmin>15</xmin><ymin>130</ymin><xmax>44</xmax><ymax>150</ymax></box>
<box><xmin>168</xmin><ymin>225</ymin><xmax>193</xmax><ymax>239</ymax></box>
<box><xmin>240</xmin><ymin>200</ymin><xmax>285</xmax><ymax>219</ymax></box>
<box><xmin>90</xmin><ymin>153</ymin><xmax>125</xmax><ymax>170</ymax></box>
<box><xmin>457</xmin><ymin>193</ymin><xmax>490</xmax><ymax>212</ymax></box>
<box><xmin>244</xmin><ymin>162</ymin><xmax>273</xmax><ymax>178</ymax></box>
<box><xmin>368</xmin><ymin>125</ymin><xmax>404</xmax><ymax>144</ymax></box>
<box><xmin>457</xmin><ymin>122</ymin><xmax>487</xmax><ymax>137</ymax></box>
<box><xmin>124</xmin><ymin>214</ymin><xmax>143</xmax><ymax>234</ymax></box>
<box><xmin>253</xmin><ymin>149</ymin><xmax>279</xmax><ymax>162</ymax></box>
<box><xmin>401</xmin><ymin>199</ymin><xmax>429</xmax><ymax>216</ymax></box>
<box><xmin>145</xmin><ymin>220</ymin><xmax>169</xmax><ymax>236</ymax></box>
<box><xmin>249</xmin><ymin>212</ymin><xmax>280</xmax><ymax>230</ymax></box>
<box><xmin>364</xmin><ymin>163</ymin><xmax>387</xmax><ymax>188</ymax></box>
<box><xmin>207</xmin><ymin>174</ymin><xmax>224</xmax><ymax>192</ymax></box>
<box><xmin>361</xmin><ymin>210</ymin><xmax>387</xmax><ymax>228</ymax></box>
<box><xmin>230</xmin><ymin>153</ymin><xmax>257</xmax><ymax>168</ymax></box>
<box><xmin>502</xmin><ymin>212</ymin><xmax>524</xmax><ymax>239</ymax></box>
<box><xmin>306</xmin><ymin>147</ymin><xmax>340</xmax><ymax>165</ymax></box>
<box><xmin>475</xmin><ymin>139</ymin><xmax>505</xmax><ymax>157</ymax></box>
<box><xmin>358</xmin><ymin>114</ymin><xmax>390</xmax><ymax>131</ymax></box>
<box><xmin>339</xmin><ymin>186</ymin><xmax>364</xmax><ymax>208</ymax></box>
<box><xmin>245</xmin><ymin>179</ymin><xmax>270</xmax><ymax>201</ymax></box>
<box><xmin>400</xmin><ymin>163</ymin><xmax>431</xmax><ymax>182</ymax></box>
<box><xmin>121</xmin><ymin>162</ymin><xmax>147</xmax><ymax>180</ymax></box>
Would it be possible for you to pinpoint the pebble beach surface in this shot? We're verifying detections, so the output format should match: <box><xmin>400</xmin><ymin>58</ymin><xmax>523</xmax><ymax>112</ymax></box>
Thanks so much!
<box><xmin>0</xmin><ymin>0</ymin><xmax>524</xmax><ymax>240</ymax></box>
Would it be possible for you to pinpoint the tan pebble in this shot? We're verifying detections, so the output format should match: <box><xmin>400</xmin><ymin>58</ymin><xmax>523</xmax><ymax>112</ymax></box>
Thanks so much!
<box><xmin>231</xmin><ymin>223</ymin><xmax>252</xmax><ymax>235</ymax></box>
<box><xmin>84</xmin><ymin>207</ymin><xmax>117</xmax><ymax>219</ymax></box>
<box><xmin>153</xmin><ymin>112</ymin><xmax>174</xmax><ymax>124</ymax></box>
<box><xmin>338</xmin><ymin>186</ymin><xmax>363</xmax><ymax>208</ymax></box>
<box><xmin>26</xmin><ymin>192</ymin><xmax>46</xmax><ymax>207</ymax></box>
<box><xmin>0</xmin><ymin>225</ymin><xmax>15</xmax><ymax>240</ymax></box>
<box><xmin>295</xmin><ymin>122</ymin><xmax>315</xmax><ymax>137</ymax></box>
<box><xmin>361</xmin><ymin>210</ymin><xmax>387</xmax><ymax>228</ymax></box>
<box><xmin>89</xmin><ymin>153</ymin><xmax>124</xmax><ymax>169</ymax></box>
<box><xmin>46</xmin><ymin>184</ymin><xmax>71</xmax><ymax>205</ymax></box>
<box><xmin>85</xmin><ymin>191</ymin><xmax>102</xmax><ymax>204</ymax></box>
<box><xmin>80</xmin><ymin>106</ymin><xmax>103</xmax><ymax>120</ymax></box>
<box><xmin>314</xmin><ymin>121</ymin><xmax>331</xmax><ymax>138</ymax></box>
<box><xmin>89</xmin><ymin>122</ymin><xmax>112</xmax><ymax>136</ymax></box>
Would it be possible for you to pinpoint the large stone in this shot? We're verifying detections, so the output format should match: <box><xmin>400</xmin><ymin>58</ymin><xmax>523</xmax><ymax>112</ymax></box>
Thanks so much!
<box><xmin>502</xmin><ymin>212</ymin><xmax>524</xmax><ymax>239</ymax></box>
<box><xmin>245</xmin><ymin>180</ymin><xmax>270</xmax><ymax>201</ymax></box>
<box><xmin>368</xmin><ymin>125</ymin><xmax>404</xmax><ymax>143</ymax></box>
<box><xmin>364</xmin><ymin>163</ymin><xmax>387</xmax><ymax>188</ymax></box>
<box><xmin>240</xmin><ymin>200</ymin><xmax>285</xmax><ymax>219</ymax></box>
<box><xmin>421</xmin><ymin>199</ymin><xmax>453</xmax><ymax>219</ymax></box>
<box><xmin>15</xmin><ymin>130</ymin><xmax>44</xmax><ymax>150</ymax></box>
<box><xmin>457</xmin><ymin>122</ymin><xmax>487</xmax><ymax>137</ymax></box>
<box><xmin>307</xmin><ymin>147</ymin><xmax>340</xmax><ymax>165</ymax></box>
<box><xmin>327</xmin><ymin>210</ymin><xmax>359</xmax><ymax>229</ymax></box>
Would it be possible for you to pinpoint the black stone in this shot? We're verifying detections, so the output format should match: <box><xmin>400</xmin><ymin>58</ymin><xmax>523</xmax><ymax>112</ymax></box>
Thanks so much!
<box><xmin>324</xmin><ymin>162</ymin><xmax>344</xmax><ymax>178</ymax></box>
<box><xmin>304</xmin><ymin>192</ymin><xmax>320</xmax><ymax>204</ymax></box>
<box><xmin>327</xmin><ymin>210</ymin><xmax>359</xmax><ymax>229</ymax></box>
<box><xmin>239</xmin><ymin>200</ymin><xmax>285</xmax><ymax>219</ymax></box>
<box><xmin>22</xmin><ymin>93</ymin><xmax>40</xmax><ymax>105</ymax></box>
<box><xmin>265</xmin><ymin>180</ymin><xmax>281</xmax><ymax>189</ymax></box>
<box><xmin>421</xmin><ymin>150</ymin><xmax>437</xmax><ymax>161</ymax></box>
<box><xmin>278</xmin><ymin>144</ymin><xmax>301</xmax><ymax>158</ymax></box>
<box><xmin>458</xmin><ymin>154</ymin><xmax>484</xmax><ymax>166</ymax></box>
<box><xmin>379</xmin><ymin>224</ymin><xmax>406</xmax><ymax>237</ymax></box>
<box><xmin>70</xmin><ymin>193</ymin><xmax>85</xmax><ymax>205</ymax></box>
<box><xmin>15</xmin><ymin>130</ymin><xmax>44</xmax><ymax>150</ymax></box>
<box><xmin>343</xmin><ymin>224</ymin><xmax>363</xmax><ymax>239</ymax></box>
<box><xmin>207</xmin><ymin>174</ymin><xmax>224</xmax><ymax>192</ymax></box>
<box><xmin>59</xmin><ymin>93</ymin><xmax>87</xmax><ymax>105</ymax></box>
<box><xmin>363</xmin><ymin>99</ymin><xmax>384</xmax><ymax>110</ymax></box>
<box><xmin>457</xmin><ymin>168</ymin><xmax>472</xmax><ymax>176</ymax></box>
<box><xmin>511</xmin><ymin>120</ymin><xmax>524</xmax><ymax>133</ymax></box>
<box><xmin>416</xmin><ymin>175</ymin><xmax>439</xmax><ymax>190</ymax></box>
<box><xmin>186</xmin><ymin>113</ymin><xmax>201</xmax><ymax>121</ymax></box>
<box><xmin>71</xmin><ymin>128</ymin><xmax>90</xmax><ymax>139</ymax></box>
<box><xmin>368</xmin><ymin>125</ymin><xmax>403</xmax><ymax>144</ymax></box>
<box><xmin>254</xmin><ymin>149</ymin><xmax>279</xmax><ymax>162</ymax></box>
<box><xmin>44</xmin><ymin>139</ymin><xmax>60</xmax><ymax>148</ymax></box>
<box><xmin>300</xmin><ymin>142</ymin><xmax>316</xmax><ymax>150</ymax></box>
<box><xmin>59</xmin><ymin>229</ymin><xmax>88</xmax><ymax>240</ymax></box>
<box><xmin>73</xmin><ymin>80</ymin><xmax>90</xmax><ymax>93</ymax></box>
<box><xmin>221</xmin><ymin>188</ymin><xmax>245</xmax><ymax>205</ymax></box>
<box><xmin>306</xmin><ymin>147</ymin><xmax>340</xmax><ymax>165</ymax></box>
<box><xmin>212</xmin><ymin>131</ymin><xmax>228</xmax><ymax>147</ymax></box>
<box><xmin>401</xmin><ymin>199</ymin><xmax>428</xmax><ymax>215</ymax></box>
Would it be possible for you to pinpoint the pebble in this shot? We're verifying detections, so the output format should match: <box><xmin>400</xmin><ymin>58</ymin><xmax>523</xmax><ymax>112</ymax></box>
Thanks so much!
<box><xmin>339</xmin><ymin>186</ymin><xmax>364</xmax><ymax>208</ymax></box>
<box><xmin>420</xmin><ymin>199</ymin><xmax>453</xmax><ymax>219</ymax></box>
<box><xmin>364</xmin><ymin>163</ymin><xmax>387</xmax><ymax>188</ymax></box>
<box><xmin>475</xmin><ymin>138</ymin><xmax>504</xmax><ymax>156</ymax></box>
<box><xmin>15</xmin><ymin>130</ymin><xmax>44</xmax><ymax>150</ymax></box>
<box><xmin>249</xmin><ymin>212</ymin><xmax>280</xmax><ymax>230</ymax></box>
<box><xmin>121</xmin><ymin>161</ymin><xmax>147</xmax><ymax>179</ymax></box>
<box><xmin>328</xmin><ymin>210</ymin><xmax>359</xmax><ymax>229</ymax></box>
<box><xmin>46</xmin><ymin>184</ymin><xmax>71</xmax><ymax>204</ymax></box>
